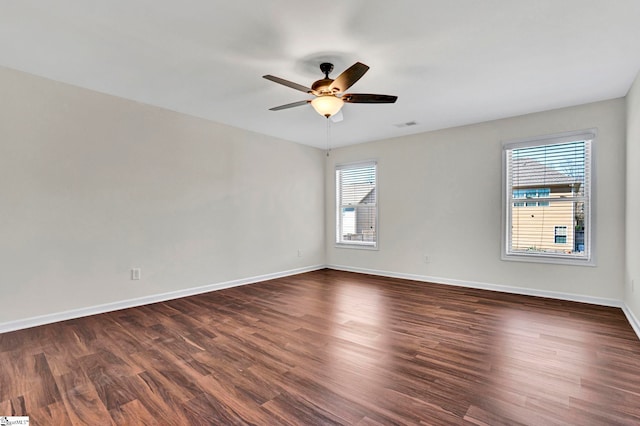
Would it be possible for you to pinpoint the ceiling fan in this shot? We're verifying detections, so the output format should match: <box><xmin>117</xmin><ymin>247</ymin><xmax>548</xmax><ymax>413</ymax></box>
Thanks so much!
<box><xmin>263</xmin><ymin>62</ymin><xmax>397</xmax><ymax>119</ymax></box>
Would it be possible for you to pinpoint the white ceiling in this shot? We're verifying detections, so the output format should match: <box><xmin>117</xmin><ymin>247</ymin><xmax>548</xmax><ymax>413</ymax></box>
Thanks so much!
<box><xmin>2</xmin><ymin>1</ymin><xmax>640</xmax><ymax>149</ymax></box>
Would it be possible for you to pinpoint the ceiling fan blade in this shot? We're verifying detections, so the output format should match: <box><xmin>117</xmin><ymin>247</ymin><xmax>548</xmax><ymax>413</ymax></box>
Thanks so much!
<box><xmin>263</xmin><ymin>75</ymin><xmax>312</xmax><ymax>93</ymax></box>
<box><xmin>329</xmin><ymin>62</ymin><xmax>369</xmax><ymax>93</ymax></box>
<box><xmin>268</xmin><ymin>100</ymin><xmax>310</xmax><ymax>111</ymax></box>
<box><xmin>342</xmin><ymin>93</ymin><xmax>398</xmax><ymax>104</ymax></box>
<box><xmin>330</xmin><ymin>110</ymin><xmax>344</xmax><ymax>123</ymax></box>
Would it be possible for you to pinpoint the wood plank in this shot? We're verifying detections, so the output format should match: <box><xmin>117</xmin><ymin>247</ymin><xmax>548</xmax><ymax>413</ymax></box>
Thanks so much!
<box><xmin>0</xmin><ymin>269</ymin><xmax>639</xmax><ymax>424</ymax></box>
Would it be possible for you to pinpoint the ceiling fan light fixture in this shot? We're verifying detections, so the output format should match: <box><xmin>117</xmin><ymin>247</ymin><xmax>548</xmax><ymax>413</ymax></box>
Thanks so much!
<box><xmin>311</xmin><ymin>95</ymin><xmax>344</xmax><ymax>118</ymax></box>
<box><xmin>264</xmin><ymin>62</ymin><xmax>396</xmax><ymax>117</ymax></box>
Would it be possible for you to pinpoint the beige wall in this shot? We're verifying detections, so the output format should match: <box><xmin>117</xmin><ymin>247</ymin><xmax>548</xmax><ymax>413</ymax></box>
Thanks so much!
<box><xmin>326</xmin><ymin>99</ymin><xmax>626</xmax><ymax>300</ymax></box>
<box><xmin>626</xmin><ymin>71</ymin><xmax>640</xmax><ymax>321</ymax></box>
<box><xmin>0</xmin><ymin>66</ymin><xmax>325</xmax><ymax>324</ymax></box>
<box><xmin>0</xmin><ymin>64</ymin><xmax>634</xmax><ymax>329</ymax></box>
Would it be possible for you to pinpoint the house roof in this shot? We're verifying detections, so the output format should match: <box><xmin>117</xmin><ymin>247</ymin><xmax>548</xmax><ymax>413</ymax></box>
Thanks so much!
<box><xmin>511</xmin><ymin>158</ymin><xmax>581</xmax><ymax>187</ymax></box>
<box><xmin>341</xmin><ymin>183</ymin><xmax>376</xmax><ymax>205</ymax></box>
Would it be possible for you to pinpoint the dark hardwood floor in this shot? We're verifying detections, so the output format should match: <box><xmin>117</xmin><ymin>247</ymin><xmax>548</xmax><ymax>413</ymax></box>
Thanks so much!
<box><xmin>1</xmin><ymin>269</ymin><xmax>640</xmax><ymax>425</ymax></box>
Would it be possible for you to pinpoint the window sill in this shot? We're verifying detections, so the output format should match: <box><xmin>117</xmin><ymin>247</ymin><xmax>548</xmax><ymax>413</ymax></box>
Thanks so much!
<box><xmin>335</xmin><ymin>242</ymin><xmax>378</xmax><ymax>251</ymax></box>
<box><xmin>502</xmin><ymin>252</ymin><xmax>595</xmax><ymax>267</ymax></box>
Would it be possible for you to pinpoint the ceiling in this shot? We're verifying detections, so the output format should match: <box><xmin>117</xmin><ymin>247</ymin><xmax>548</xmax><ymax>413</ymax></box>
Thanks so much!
<box><xmin>2</xmin><ymin>1</ymin><xmax>640</xmax><ymax>149</ymax></box>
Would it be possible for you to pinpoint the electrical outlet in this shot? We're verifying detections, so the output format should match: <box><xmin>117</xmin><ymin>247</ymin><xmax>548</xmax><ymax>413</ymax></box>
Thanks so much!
<box><xmin>131</xmin><ymin>268</ymin><xmax>141</xmax><ymax>280</ymax></box>
<box><xmin>632</xmin><ymin>279</ymin><xmax>635</xmax><ymax>292</ymax></box>
<box><xmin>297</xmin><ymin>249</ymin><xmax>302</xmax><ymax>258</ymax></box>
<box><xmin>424</xmin><ymin>255</ymin><xmax>430</xmax><ymax>264</ymax></box>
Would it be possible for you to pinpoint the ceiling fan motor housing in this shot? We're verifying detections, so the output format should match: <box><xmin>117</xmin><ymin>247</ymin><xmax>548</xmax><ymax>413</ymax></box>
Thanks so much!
<box><xmin>313</xmin><ymin>63</ymin><xmax>337</xmax><ymax>93</ymax></box>
<box><xmin>312</xmin><ymin>78</ymin><xmax>334</xmax><ymax>93</ymax></box>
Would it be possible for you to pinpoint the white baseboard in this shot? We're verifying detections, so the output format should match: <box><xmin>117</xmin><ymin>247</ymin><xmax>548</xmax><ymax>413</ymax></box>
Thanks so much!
<box><xmin>328</xmin><ymin>264</ymin><xmax>624</xmax><ymax>308</ymax></box>
<box><xmin>0</xmin><ymin>265</ymin><xmax>325</xmax><ymax>334</ymax></box>
<box><xmin>622</xmin><ymin>304</ymin><xmax>640</xmax><ymax>339</ymax></box>
<box><xmin>4</xmin><ymin>263</ymin><xmax>639</xmax><ymax>342</ymax></box>
<box><xmin>328</xmin><ymin>264</ymin><xmax>640</xmax><ymax>341</ymax></box>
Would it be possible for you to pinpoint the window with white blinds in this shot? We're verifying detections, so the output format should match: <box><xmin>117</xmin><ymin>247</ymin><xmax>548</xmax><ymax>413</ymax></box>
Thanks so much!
<box><xmin>503</xmin><ymin>130</ymin><xmax>594</xmax><ymax>264</ymax></box>
<box><xmin>336</xmin><ymin>161</ymin><xmax>377</xmax><ymax>248</ymax></box>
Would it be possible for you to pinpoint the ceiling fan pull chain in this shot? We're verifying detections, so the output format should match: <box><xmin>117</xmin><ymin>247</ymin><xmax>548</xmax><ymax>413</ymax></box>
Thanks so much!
<box><xmin>326</xmin><ymin>117</ymin><xmax>331</xmax><ymax>157</ymax></box>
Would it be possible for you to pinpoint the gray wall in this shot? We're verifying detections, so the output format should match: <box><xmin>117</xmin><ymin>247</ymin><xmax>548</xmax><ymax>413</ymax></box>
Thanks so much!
<box><xmin>1</xmin><ymin>64</ymin><xmax>635</xmax><ymax>331</ymax></box>
<box><xmin>326</xmin><ymin>99</ymin><xmax>626</xmax><ymax>301</ymax></box>
<box><xmin>0</xmin><ymin>66</ymin><xmax>325</xmax><ymax>324</ymax></box>
<box><xmin>626</xmin><ymin>71</ymin><xmax>640</xmax><ymax>322</ymax></box>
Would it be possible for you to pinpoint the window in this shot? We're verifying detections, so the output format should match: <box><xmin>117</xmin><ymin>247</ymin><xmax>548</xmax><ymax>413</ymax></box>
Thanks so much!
<box><xmin>513</xmin><ymin>188</ymin><xmax>550</xmax><ymax>207</ymax></box>
<box><xmin>503</xmin><ymin>130</ymin><xmax>594</xmax><ymax>264</ymax></box>
<box><xmin>336</xmin><ymin>161</ymin><xmax>377</xmax><ymax>248</ymax></box>
<box><xmin>554</xmin><ymin>226</ymin><xmax>568</xmax><ymax>244</ymax></box>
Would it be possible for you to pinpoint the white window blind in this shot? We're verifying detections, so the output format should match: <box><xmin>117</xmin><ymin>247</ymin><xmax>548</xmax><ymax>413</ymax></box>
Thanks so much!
<box><xmin>504</xmin><ymin>131</ymin><xmax>593</xmax><ymax>264</ymax></box>
<box><xmin>336</xmin><ymin>161</ymin><xmax>377</xmax><ymax>248</ymax></box>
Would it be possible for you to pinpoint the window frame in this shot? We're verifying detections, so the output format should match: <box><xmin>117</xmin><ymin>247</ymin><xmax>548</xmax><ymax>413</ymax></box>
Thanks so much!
<box><xmin>501</xmin><ymin>129</ymin><xmax>596</xmax><ymax>266</ymax></box>
<box><xmin>335</xmin><ymin>160</ymin><xmax>378</xmax><ymax>250</ymax></box>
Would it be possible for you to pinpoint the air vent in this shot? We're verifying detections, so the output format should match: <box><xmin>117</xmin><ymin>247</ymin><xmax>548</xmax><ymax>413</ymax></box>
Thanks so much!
<box><xmin>394</xmin><ymin>121</ymin><xmax>417</xmax><ymax>128</ymax></box>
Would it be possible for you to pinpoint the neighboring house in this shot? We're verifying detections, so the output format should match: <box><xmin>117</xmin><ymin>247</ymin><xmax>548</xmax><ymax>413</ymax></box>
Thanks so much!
<box><xmin>510</xmin><ymin>158</ymin><xmax>583</xmax><ymax>253</ymax></box>
<box><xmin>342</xmin><ymin>185</ymin><xmax>376</xmax><ymax>242</ymax></box>
<box><xmin>356</xmin><ymin>187</ymin><xmax>376</xmax><ymax>241</ymax></box>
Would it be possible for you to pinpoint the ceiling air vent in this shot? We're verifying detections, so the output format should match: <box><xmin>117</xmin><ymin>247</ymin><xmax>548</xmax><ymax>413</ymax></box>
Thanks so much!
<box><xmin>394</xmin><ymin>121</ymin><xmax>417</xmax><ymax>128</ymax></box>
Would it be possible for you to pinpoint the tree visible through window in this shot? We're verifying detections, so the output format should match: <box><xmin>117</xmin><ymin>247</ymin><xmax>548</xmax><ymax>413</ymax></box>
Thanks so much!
<box><xmin>336</xmin><ymin>161</ymin><xmax>377</xmax><ymax>248</ymax></box>
<box><xmin>503</xmin><ymin>131</ymin><xmax>593</xmax><ymax>264</ymax></box>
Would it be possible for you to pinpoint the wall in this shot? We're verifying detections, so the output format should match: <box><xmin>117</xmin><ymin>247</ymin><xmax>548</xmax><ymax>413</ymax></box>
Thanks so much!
<box><xmin>626</xmin><ymin>71</ymin><xmax>640</xmax><ymax>325</ymax></box>
<box><xmin>0</xmin><ymin>63</ymin><xmax>633</xmax><ymax>332</ymax></box>
<box><xmin>326</xmin><ymin>99</ymin><xmax>626</xmax><ymax>302</ymax></box>
<box><xmin>0</xmin><ymin>66</ymin><xmax>325</xmax><ymax>327</ymax></box>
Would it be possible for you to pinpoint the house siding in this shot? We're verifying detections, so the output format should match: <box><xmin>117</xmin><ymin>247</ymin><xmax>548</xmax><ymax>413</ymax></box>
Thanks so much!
<box><xmin>510</xmin><ymin>184</ymin><xmax>580</xmax><ymax>253</ymax></box>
